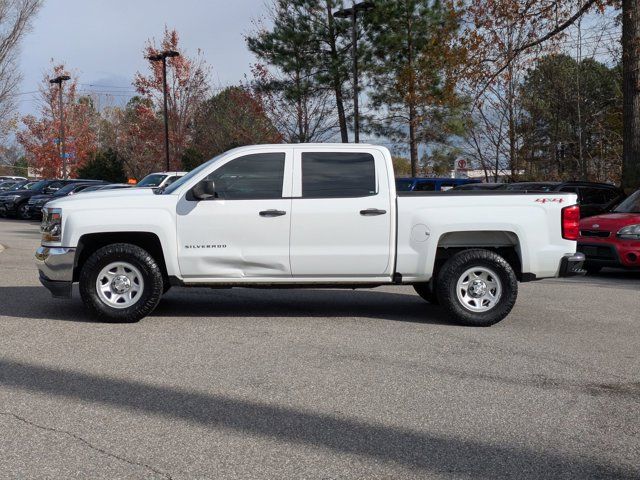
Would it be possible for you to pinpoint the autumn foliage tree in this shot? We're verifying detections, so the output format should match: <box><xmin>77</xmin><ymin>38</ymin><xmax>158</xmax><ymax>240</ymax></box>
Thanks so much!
<box><xmin>17</xmin><ymin>64</ymin><xmax>97</xmax><ymax>178</ymax></box>
<box><xmin>133</xmin><ymin>27</ymin><xmax>209</xmax><ymax>172</ymax></box>
<box><xmin>192</xmin><ymin>86</ymin><xmax>281</xmax><ymax>159</ymax></box>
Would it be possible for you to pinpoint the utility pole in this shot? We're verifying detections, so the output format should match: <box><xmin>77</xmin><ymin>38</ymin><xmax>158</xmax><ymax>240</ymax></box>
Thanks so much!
<box><xmin>333</xmin><ymin>1</ymin><xmax>374</xmax><ymax>143</ymax></box>
<box><xmin>49</xmin><ymin>75</ymin><xmax>71</xmax><ymax>179</ymax></box>
<box><xmin>147</xmin><ymin>50</ymin><xmax>180</xmax><ymax>171</ymax></box>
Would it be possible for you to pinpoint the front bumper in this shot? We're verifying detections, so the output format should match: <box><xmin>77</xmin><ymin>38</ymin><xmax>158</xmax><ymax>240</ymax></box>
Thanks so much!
<box><xmin>26</xmin><ymin>204</ymin><xmax>45</xmax><ymax>218</ymax></box>
<box><xmin>1</xmin><ymin>201</ymin><xmax>17</xmax><ymax>216</ymax></box>
<box><xmin>558</xmin><ymin>252</ymin><xmax>586</xmax><ymax>277</ymax></box>
<box><xmin>35</xmin><ymin>246</ymin><xmax>76</xmax><ymax>298</ymax></box>
<box><xmin>578</xmin><ymin>241</ymin><xmax>640</xmax><ymax>269</ymax></box>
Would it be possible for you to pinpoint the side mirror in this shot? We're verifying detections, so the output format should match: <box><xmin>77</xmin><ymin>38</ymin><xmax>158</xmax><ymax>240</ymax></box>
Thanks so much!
<box><xmin>191</xmin><ymin>179</ymin><xmax>216</xmax><ymax>200</ymax></box>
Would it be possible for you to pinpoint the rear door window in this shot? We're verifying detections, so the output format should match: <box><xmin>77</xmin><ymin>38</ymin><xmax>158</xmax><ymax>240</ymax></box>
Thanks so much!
<box><xmin>415</xmin><ymin>181</ymin><xmax>436</xmax><ymax>192</ymax></box>
<box><xmin>580</xmin><ymin>187</ymin><xmax>607</xmax><ymax>204</ymax></box>
<box><xmin>301</xmin><ymin>152</ymin><xmax>376</xmax><ymax>198</ymax></box>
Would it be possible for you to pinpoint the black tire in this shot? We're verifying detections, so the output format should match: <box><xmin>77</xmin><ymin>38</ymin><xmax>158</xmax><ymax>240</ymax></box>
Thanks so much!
<box><xmin>79</xmin><ymin>243</ymin><xmax>164</xmax><ymax>323</ymax></box>
<box><xmin>436</xmin><ymin>249</ymin><xmax>518</xmax><ymax>327</ymax></box>
<box><xmin>584</xmin><ymin>264</ymin><xmax>602</xmax><ymax>275</ymax></box>
<box><xmin>413</xmin><ymin>282</ymin><xmax>439</xmax><ymax>304</ymax></box>
<box><xmin>17</xmin><ymin>202</ymin><xmax>30</xmax><ymax>220</ymax></box>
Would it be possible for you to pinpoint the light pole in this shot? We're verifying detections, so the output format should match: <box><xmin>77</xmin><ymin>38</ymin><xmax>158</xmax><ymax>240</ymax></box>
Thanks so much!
<box><xmin>333</xmin><ymin>1</ymin><xmax>374</xmax><ymax>143</ymax></box>
<box><xmin>147</xmin><ymin>50</ymin><xmax>180</xmax><ymax>171</ymax></box>
<box><xmin>49</xmin><ymin>75</ymin><xmax>71</xmax><ymax>179</ymax></box>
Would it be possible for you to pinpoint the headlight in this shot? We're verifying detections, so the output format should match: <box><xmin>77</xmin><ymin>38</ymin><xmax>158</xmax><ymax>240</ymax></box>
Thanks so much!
<box><xmin>4</xmin><ymin>194</ymin><xmax>20</xmax><ymax>203</ymax></box>
<box><xmin>41</xmin><ymin>207</ymin><xmax>62</xmax><ymax>243</ymax></box>
<box><xmin>617</xmin><ymin>224</ymin><xmax>640</xmax><ymax>240</ymax></box>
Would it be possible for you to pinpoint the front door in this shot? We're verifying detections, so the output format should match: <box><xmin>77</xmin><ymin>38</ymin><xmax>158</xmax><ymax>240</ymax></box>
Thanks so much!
<box><xmin>177</xmin><ymin>150</ymin><xmax>293</xmax><ymax>279</ymax></box>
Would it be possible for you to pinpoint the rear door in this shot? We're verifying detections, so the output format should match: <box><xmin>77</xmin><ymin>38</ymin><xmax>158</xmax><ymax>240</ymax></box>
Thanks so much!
<box><xmin>289</xmin><ymin>148</ymin><xmax>393</xmax><ymax>277</ymax></box>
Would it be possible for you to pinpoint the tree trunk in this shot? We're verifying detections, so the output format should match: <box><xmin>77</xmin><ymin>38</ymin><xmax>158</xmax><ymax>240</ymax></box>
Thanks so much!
<box><xmin>409</xmin><ymin>104</ymin><xmax>418</xmax><ymax>177</ymax></box>
<box><xmin>507</xmin><ymin>62</ymin><xmax>518</xmax><ymax>181</ymax></box>
<box><xmin>406</xmin><ymin>8</ymin><xmax>418</xmax><ymax>176</ymax></box>
<box><xmin>622</xmin><ymin>0</ymin><xmax>640</xmax><ymax>191</ymax></box>
<box><xmin>325</xmin><ymin>0</ymin><xmax>349</xmax><ymax>143</ymax></box>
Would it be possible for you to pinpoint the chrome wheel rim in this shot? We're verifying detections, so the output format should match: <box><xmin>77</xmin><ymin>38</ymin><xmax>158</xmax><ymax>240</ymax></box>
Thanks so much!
<box><xmin>456</xmin><ymin>266</ymin><xmax>502</xmax><ymax>312</ymax></box>
<box><xmin>96</xmin><ymin>261</ymin><xmax>144</xmax><ymax>309</ymax></box>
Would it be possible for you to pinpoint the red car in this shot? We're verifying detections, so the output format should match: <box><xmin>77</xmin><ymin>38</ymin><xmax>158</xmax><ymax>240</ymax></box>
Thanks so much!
<box><xmin>577</xmin><ymin>189</ymin><xmax>640</xmax><ymax>273</ymax></box>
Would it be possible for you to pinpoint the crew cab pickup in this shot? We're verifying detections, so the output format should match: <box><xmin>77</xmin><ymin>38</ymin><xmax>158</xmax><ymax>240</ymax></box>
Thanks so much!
<box><xmin>35</xmin><ymin>144</ymin><xmax>585</xmax><ymax>326</ymax></box>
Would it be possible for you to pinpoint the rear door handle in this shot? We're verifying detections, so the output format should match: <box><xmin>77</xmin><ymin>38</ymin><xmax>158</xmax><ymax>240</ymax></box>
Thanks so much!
<box><xmin>360</xmin><ymin>208</ymin><xmax>387</xmax><ymax>216</ymax></box>
<box><xmin>259</xmin><ymin>209</ymin><xmax>287</xmax><ymax>217</ymax></box>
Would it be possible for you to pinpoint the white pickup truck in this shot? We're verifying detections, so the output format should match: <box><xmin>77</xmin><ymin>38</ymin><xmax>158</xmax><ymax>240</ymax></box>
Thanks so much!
<box><xmin>35</xmin><ymin>144</ymin><xmax>584</xmax><ymax>326</ymax></box>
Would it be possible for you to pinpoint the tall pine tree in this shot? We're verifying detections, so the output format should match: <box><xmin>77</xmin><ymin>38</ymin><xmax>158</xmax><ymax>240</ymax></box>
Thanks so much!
<box><xmin>364</xmin><ymin>0</ymin><xmax>462</xmax><ymax>176</ymax></box>
<box><xmin>247</xmin><ymin>0</ymin><xmax>351</xmax><ymax>142</ymax></box>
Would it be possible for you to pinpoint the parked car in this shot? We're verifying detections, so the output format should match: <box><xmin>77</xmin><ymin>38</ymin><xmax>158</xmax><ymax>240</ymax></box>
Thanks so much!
<box><xmin>395</xmin><ymin>177</ymin><xmax>481</xmax><ymax>192</ymax></box>
<box><xmin>0</xmin><ymin>175</ymin><xmax>27</xmax><ymax>181</ymax></box>
<box><xmin>577</xmin><ymin>189</ymin><xmax>640</xmax><ymax>273</ymax></box>
<box><xmin>79</xmin><ymin>183</ymin><xmax>133</xmax><ymax>193</ymax></box>
<box><xmin>0</xmin><ymin>179</ymin><xmax>103</xmax><ymax>219</ymax></box>
<box><xmin>36</xmin><ymin>144</ymin><xmax>584</xmax><ymax>326</ymax></box>
<box><xmin>136</xmin><ymin>171</ymin><xmax>186</xmax><ymax>189</ymax></box>
<box><xmin>505</xmin><ymin>181</ymin><xmax>625</xmax><ymax>218</ymax></box>
<box><xmin>0</xmin><ymin>180</ymin><xmax>19</xmax><ymax>191</ymax></box>
<box><xmin>451</xmin><ymin>183</ymin><xmax>507</xmax><ymax>191</ymax></box>
<box><xmin>25</xmin><ymin>182</ymin><xmax>108</xmax><ymax>219</ymax></box>
<box><xmin>0</xmin><ymin>180</ymin><xmax>35</xmax><ymax>194</ymax></box>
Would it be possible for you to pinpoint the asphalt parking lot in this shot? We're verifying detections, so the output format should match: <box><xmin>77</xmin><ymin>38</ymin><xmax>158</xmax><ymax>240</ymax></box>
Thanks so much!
<box><xmin>0</xmin><ymin>218</ymin><xmax>638</xmax><ymax>479</ymax></box>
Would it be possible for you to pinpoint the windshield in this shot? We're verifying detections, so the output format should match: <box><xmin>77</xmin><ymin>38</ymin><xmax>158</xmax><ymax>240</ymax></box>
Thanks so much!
<box><xmin>25</xmin><ymin>180</ymin><xmax>48</xmax><ymax>192</ymax></box>
<box><xmin>137</xmin><ymin>174</ymin><xmax>167</xmax><ymax>187</ymax></box>
<box><xmin>614</xmin><ymin>191</ymin><xmax>640</xmax><ymax>213</ymax></box>
<box><xmin>162</xmin><ymin>153</ymin><xmax>226</xmax><ymax>194</ymax></box>
<box><xmin>395</xmin><ymin>179</ymin><xmax>414</xmax><ymax>191</ymax></box>
<box><xmin>53</xmin><ymin>183</ymin><xmax>81</xmax><ymax>196</ymax></box>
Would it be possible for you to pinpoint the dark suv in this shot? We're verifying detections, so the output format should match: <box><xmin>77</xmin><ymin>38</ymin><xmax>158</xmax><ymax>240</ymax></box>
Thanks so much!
<box><xmin>505</xmin><ymin>181</ymin><xmax>626</xmax><ymax>218</ymax></box>
<box><xmin>0</xmin><ymin>179</ymin><xmax>103</xmax><ymax>219</ymax></box>
<box><xmin>25</xmin><ymin>181</ymin><xmax>108</xmax><ymax>219</ymax></box>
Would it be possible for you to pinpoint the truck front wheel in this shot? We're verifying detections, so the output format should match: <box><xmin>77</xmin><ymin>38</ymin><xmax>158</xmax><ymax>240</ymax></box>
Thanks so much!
<box><xmin>79</xmin><ymin>243</ymin><xmax>164</xmax><ymax>323</ymax></box>
<box><xmin>436</xmin><ymin>249</ymin><xmax>518</xmax><ymax>327</ymax></box>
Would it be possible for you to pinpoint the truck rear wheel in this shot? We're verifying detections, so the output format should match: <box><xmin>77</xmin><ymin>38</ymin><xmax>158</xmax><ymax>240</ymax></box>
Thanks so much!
<box><xmin>79</xmin><ymin>243</ymin><xmax>164</xmax><ymax>323</ymax></box>
<box><xmin>436</xmin><ymin>249</ymin><xmax>517</xmax><ymax>327</ymax></box>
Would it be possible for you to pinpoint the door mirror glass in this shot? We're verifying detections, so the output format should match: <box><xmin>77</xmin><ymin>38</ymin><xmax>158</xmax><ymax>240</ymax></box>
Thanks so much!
<box><xmin>191</xmin><ymin>179</ymin><xmax>216</xmax><ymax>200</ymax></box>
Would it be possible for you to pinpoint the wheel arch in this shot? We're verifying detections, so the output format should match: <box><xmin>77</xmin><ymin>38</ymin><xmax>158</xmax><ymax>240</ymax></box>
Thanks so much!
<box><xmin>434</xmin><ymin>230</ymin><xmax>524</xmax><ymax>280</ymax></box>
<box><xmin>73</xmin><ymin>232</ymin><xmax>168</xmax><ymax>282</ymax></box>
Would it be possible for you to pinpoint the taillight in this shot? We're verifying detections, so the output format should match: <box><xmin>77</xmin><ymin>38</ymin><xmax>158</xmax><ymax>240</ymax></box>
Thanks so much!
<box><xmin>562</xmin><ymin>205</ymin><xmax>580</xmax><ymax>240</ymax></box>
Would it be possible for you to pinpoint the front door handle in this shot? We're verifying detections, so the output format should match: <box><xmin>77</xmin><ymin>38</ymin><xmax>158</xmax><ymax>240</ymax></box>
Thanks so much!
<box><xmin>259</xmin><ymin>209</ymin><xmax>287</xmax><ymax>217</ymax></box>
<box><xmin>360</xmin><ymin>208</ymin><xmax>387</xmax><ymax>216</ymax></box>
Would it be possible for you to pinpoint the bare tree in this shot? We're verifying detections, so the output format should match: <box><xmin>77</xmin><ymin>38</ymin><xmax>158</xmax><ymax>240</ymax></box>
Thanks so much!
<box><xmin>0</xmin><ymin>0</ymin><xmax>42</xmax><ymax>134</ymax></box>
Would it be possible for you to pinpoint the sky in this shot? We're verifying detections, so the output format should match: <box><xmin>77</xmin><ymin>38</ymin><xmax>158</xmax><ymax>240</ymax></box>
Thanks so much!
<box><xmin>17</xmin><ymin>0</ymin><xmax>266</xmax><ymax>115</ymax></box>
